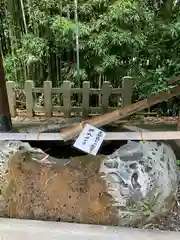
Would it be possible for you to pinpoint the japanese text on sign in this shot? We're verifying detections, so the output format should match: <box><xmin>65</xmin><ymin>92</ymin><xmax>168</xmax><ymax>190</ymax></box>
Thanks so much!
<box><xmin>73</xmin><ymin>124</ymin><xmax>106</xmax><ymax>155</ymax></box>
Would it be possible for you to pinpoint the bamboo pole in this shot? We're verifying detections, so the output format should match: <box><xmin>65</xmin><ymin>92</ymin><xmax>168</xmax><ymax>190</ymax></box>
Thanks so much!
<box><xmin>19</xmin><ymin>0</ymin><xmax>27</xmax><ymax>34</ymax></box>
<box><xmin>74</xmin><ymin>0</ymin><xmax>80</xmax><ymax>87</ymax></box>
<box><xmin>60</xmin><ymin>84</ymin><xmax>180</xmax><ymax>141</ymax></box>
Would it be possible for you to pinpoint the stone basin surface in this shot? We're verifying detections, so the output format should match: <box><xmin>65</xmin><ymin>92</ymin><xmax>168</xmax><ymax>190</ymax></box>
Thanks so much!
<box><xmin>0</xmin><ymin>119</ymin><xmax>177</xmax><ymax>227</ymax></box>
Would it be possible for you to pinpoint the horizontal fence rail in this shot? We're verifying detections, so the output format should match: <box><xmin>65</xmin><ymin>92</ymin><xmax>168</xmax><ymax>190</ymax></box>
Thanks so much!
<box><xmin>1</xmin><ymin>131</ymin><xmax>180</xmax><ymax>141</ymax></box>
<box><xmin>6</xmin><ymin>77</ymin><xmax>133</xmax><ymax>118</ymax></box>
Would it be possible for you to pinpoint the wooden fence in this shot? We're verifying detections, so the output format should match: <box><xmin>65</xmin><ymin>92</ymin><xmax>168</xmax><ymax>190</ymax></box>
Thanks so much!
<box><xmin>6</xmin><ymin>77</ymin><xmax>132</xmax><ymax>118</ymax></box>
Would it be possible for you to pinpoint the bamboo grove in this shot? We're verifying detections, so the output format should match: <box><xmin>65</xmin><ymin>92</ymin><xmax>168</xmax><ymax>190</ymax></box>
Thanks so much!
<box><xmin>1</xmin><ymin>0</ymin><xmax>180</xmax><ymax>101</ymax></box>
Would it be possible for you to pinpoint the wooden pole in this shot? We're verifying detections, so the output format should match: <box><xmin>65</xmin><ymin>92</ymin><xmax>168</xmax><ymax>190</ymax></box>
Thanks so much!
<box><xmin>60</xmin><ymin>84</ymin><xmax>180</xmax><ymax>141</ymax></box>
<box><xmin>0</xmin><ymin>52</ymin><xmax>12</xmax><ymax>132</ymax></box>
<box><xmin>0</xmin><ymin>131</ymin><xmax>180</xmax><ymax>141</ymax></box>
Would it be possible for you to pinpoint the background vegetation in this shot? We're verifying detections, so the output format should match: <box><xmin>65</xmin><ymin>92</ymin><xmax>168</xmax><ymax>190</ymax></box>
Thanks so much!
<box><xmin>1</xmin><ymin>0</ymin><xmax>180</xmax><ymax>114</ymax></box>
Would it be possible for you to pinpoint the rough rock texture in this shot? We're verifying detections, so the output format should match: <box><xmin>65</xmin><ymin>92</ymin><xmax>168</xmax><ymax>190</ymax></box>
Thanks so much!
<box><xmin>0</xmin><ymin>141</ymin><xmax>118</xmax><ymax>225</ymax></box>
<box><xmin>100</xmin><ymin>141</ymin><xmax>178</xmax><ymax>226</ymax></box>
<box><xmin>0</xmin><ymin>140</ymin><xmax>178</xmax><ymax>227</ymax></box>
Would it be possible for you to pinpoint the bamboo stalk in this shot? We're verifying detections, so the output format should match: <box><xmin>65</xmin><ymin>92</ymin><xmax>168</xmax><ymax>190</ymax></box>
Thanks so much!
<box><xmin>19</xmin><ymin>0</ymin><xmax>27</xmax><ymax>34</ymax></box>
<box><xmin>60</xmin><ymin>84</ymin><xmax>180</xmax><ymax>141</ymax></box>
<box><xmin>74</xmin><ymin>0</ymin><xmax>80</xmax><ymax>87</ymax></box>
<box><xmin>7</xmin><ymin>0</ymin><xmax>18</xmax><ymax>82</ymax></box>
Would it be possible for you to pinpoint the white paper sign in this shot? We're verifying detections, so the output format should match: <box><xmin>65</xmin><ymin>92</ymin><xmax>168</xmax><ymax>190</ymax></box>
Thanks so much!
<box><xmin>73</xmin><ymin>124</ymin><xmax>106</xmax><ymax>156</ymax></box>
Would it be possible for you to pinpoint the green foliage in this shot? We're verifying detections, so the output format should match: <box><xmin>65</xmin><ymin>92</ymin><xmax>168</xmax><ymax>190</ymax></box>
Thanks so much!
<box><xmin>19</xmin><ymin>34</ymin><xmax>49</xmax><ymax>63</ymax></box>
<box><xmin>1</xmin><ymin>0</ymin><xmax>180</xmax><ymax>103</ymax></box>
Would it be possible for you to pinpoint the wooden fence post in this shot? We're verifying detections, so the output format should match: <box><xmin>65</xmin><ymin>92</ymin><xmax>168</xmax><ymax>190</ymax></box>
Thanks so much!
<box><xmin>44</xmin><ymin>81</ymin><xmax>52</xmax><ymax>117</ymax></box>
<box><xmin>82</xmin><ymin>81</ymin><xmax>90</xmax><ymax>117</ymax></box>
<box><xmin>0</xmin><ymin>53</ymin><xmax>12</xmax><ymax>132</ymax></box>
<box><xmin>102</xmin><ymin>81</ymin><xmax>111</xmax><ymax>113</ymax></box>
<box><xmin>121</xmin><ymin>76</ymin><xmax>133</xmax><ymax>107</ymax></box>
<box><xmin>6</xmin><ymin>81</ymin><xmax>16</xmax><ymax>118</ymax></box>
<box><xmin>25</xmin><ymin>80</ymin><xmax>34</xmax><ymax>118</ymax></box>
<box><xmin>62</xmin><ymin>81</ymin><xmax>71</xmax><ymax>117</ymax></box>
